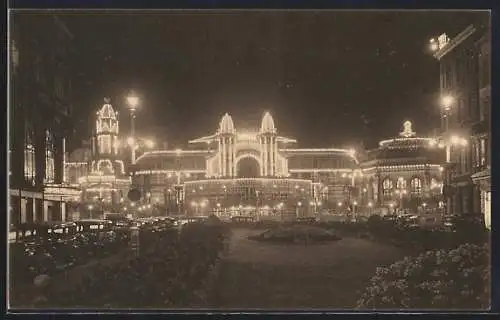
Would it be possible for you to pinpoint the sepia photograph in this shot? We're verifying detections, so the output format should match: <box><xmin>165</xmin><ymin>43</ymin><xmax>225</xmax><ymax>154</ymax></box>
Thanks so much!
<box><xmin>7</xmin><ymin>9</ymin><xmax>491</xmax><ymax>311</ymax></box>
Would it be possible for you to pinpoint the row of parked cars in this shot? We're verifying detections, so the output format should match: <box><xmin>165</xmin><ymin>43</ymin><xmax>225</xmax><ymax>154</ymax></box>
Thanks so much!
<box><xmin>9</xmin><ymin>218</ymin><xmax>136</xmax><ymax>284</ymax></box>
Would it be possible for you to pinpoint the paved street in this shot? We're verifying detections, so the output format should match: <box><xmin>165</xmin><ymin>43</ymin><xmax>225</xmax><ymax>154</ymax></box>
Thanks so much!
<box><xmin>210</xmin><ymin>228</ymin><xmax>407</xmax><ymax>308</ymax></box>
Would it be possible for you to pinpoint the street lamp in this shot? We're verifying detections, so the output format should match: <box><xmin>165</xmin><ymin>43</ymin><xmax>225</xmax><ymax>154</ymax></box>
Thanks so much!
<box><xmin>394</xmin><ymin>189</ymin><xmax>407</xmax><ymax>213</ymax></box>
<box><xmin>441</xmin><ymin>95</ymin><xmax>454</xmax><ymax>112</ymax></box>
<box><xmin>88</xmin><ymin>204</ymin><xmax>94</xmax><ymax>218</ymax></box>
<box><xmin>126</xmin><ymin>94</ymin><xmax>140</xmax><ymax>164</ymax></box>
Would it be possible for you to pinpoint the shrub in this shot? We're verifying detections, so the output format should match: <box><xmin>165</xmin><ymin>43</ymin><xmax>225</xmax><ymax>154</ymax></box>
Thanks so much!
<box><xmin>44</xmin><ymin>223</ymin><xmax>230</xmax><ymax>308</ymax></box>
<box><xmin>356</xmin><ymin>243</ymin><xmax>490</xmax><ymax>310</ymax></box>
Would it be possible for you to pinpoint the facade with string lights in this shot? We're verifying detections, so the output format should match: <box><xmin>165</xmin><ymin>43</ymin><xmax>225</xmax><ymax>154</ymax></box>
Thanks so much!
<box><xmin>134</xmin><ymin>112</ymin><xmax>362</xmax><ymax>218</ymax></box>
<box><xmin>65</xmin><ymin>99</ymin><xmax>131</xmax><ymax>219</ymax></box>
<box><xmin>432</xmin><ymin>17</ymin><xmax>491</xmax><ymax>227</ymax></box>
<box><xmin>360</xmin><ymin>121</ymin><xmax>446</xmax><ymax>215</ymax></box>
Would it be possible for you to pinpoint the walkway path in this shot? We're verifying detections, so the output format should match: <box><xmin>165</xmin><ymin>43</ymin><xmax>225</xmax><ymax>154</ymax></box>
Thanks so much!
<box><xmin>210</xmin><ymin>228</ymin><xmax>407</xmax><ymax>309</ymax></box>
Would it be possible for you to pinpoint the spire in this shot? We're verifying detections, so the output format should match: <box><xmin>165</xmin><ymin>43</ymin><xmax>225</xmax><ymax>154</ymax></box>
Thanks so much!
<box><xmin>98</xmin><ymin>97</ymin><xmax>117</xmax><ymax>120</ymax></box>
<box><xmin>260</xmin><ymin>111</ymin><xmax>276</xmax><ymax>134</ymax></box>
<box><xmin>219</xmin><ymin>113</ymin><xmax>235</xmax><ymax>134</ymax></box>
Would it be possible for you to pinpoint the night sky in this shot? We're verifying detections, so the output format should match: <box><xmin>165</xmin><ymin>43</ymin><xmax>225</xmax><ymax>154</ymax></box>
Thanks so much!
<box><xmin>54</xmin><ymin>10</ymin><xmax>486</xmax><ymax>150</ymax></box>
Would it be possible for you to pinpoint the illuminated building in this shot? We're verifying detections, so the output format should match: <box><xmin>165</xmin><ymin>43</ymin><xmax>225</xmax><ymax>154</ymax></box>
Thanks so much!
<box><xmin>65</xmin><ymin>99</ymin><xmax>131</xmax><ymax>219</ymax></box>
<box><xmin>432</xmin><ymin>18</ymin><xmax>491</xmax><ymax>224</ymax></box>
<box><xmin>135</xmin><ymin>112</ymin><xmax>361</xmax><ymax>217</ymax></box>
<box><xmin>360</xmin><ymin>121</ymin><xmax>446</xmax><ymax>215</ymax></box>
<box><xmin>9</xmin><ymin>15</ymin><xmax>80</xmax><ymax>225</ymax></box>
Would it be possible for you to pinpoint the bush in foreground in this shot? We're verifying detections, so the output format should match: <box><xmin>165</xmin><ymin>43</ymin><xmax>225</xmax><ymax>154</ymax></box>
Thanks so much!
<box><xmin>356</xmin><ymin>243</ymin><xmax>490</xmax><ymax>310</ymax></box>
<box><xmin>43</xmin><ymin>223</ymin><xmax>230</xmax><ymax>308</ymax></box>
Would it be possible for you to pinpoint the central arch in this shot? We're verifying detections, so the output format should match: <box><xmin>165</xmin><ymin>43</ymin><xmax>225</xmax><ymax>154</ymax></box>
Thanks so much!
<box><xmin>235</xmin><ymin>154</ymin><xmax>261</xmax><ymax>178</ymax></box>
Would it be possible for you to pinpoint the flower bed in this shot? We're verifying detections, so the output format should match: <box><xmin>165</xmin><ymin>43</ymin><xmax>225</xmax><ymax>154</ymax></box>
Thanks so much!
<box><xmin>248</xmin><ymin>225</ymin><xmax>342</xmax><ymax>244</ymax></box>
<box><xmin>356</xmin><ymin>243</ymin><xmax>490</xmax><ymax>310</ymax></box>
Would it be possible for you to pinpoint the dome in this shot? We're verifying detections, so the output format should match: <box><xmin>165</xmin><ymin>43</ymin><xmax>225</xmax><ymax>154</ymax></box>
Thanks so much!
<box><xmin>368</xmin><ymin>121</ymin><xmax>445</xmax><ymax>164</ymax></box>
<box><xmin>260</xmin><ymin>111</ymin><xmax>276</xmax><ymax>133</ymax></box>
<box><xmin>219</xmin><ymin>113</ymin><xmax>235</xmax><ymax>134</ymax></box>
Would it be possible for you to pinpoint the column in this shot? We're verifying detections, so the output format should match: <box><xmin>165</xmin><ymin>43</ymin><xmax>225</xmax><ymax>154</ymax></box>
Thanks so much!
<box><xmin>35</xmin><ymin>198</ymin><xmax>44</xmax><ymax>222</ymax></box>
<box><xmin>61</xmin><ymin>202</ymin><xmax>67</xmax><ymax>222</ymax></box>
<box><xmin>376</xmin><ymin>173</ymin><xmax>382</xmax><ymax>206</ymax></box>
<box><xmin>259</xmin><ymin>137</ymin><xmax>264</xmax><ymax>177</ymax></box>
<box><xmin>274</xmin><ymin>138</ymin><xmax>278</xmax><ymax>176</ymax></box>
<box><xmin>21</xmin><ymin>198</ymin><xmax>27</xmax><ymax>223</ymax></box>
<box><xmin>221</xmin><ymin>139</ymin><xmax>226</xmax><ymax>177</ymax></box>
<box><xmin>218</xmin><ymin>140</ymin><xmax>222</xmax><ymax>177</ymax></box>
<box><xmin>43</xmin><ymin>200</ymin><xmax>50</xmax><ymax>222</ymax></box>
<box><xmin>53</xmin><ymin>201</ymin><xmax>62</xmax><ymax>221</ymax></box>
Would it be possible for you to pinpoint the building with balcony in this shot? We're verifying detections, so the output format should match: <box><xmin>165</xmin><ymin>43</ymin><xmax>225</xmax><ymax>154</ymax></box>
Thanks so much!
<box><xmin>433</xmin><ymin>17</ymin><xmax>491</xmax><ymax>224</ymax></box>
<box><xmin>360</xmin><ymin>121</ymin><xmax>446</xmax><ymax>216</ymax></box>
<box><xmin>134</xmin><ymin>112</ymin><xmax>362</xmax><ymax>218</ymax></box>
<box><xmin>9</xmin><ymin>14</ymin><xmax>80</xmax><ymax>226</ymax></box>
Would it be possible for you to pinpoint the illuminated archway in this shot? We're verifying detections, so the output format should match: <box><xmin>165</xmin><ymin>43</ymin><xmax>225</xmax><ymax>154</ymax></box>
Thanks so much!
<box><xmin>235</xmin><ymin>155</ymin><xmax>261</xmax><ymax>178</ymax></box>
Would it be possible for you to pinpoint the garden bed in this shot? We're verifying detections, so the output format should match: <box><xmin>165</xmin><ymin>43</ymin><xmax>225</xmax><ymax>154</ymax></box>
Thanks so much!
<box><xmin>248</xmin><ymin>225</ymin><xmax>342</xmax><ymax>244</ymax></box>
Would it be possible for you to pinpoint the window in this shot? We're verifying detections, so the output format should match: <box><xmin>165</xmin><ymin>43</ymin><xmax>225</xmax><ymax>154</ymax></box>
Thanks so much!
<box><xmin>474</xmin><ymin>141</ymin><xmax>481</xmax><ymax>168</ymax></box>
<box><xmin>480</xmin><ymin>138</ymin><xmax>487</xmax><ymax>167</ymax></box>
<box><xmin>382</xmin><ymin>178</ymin><xmax>393</xmax><ymax>196</ymax></box>
<box><xmin>44</xmin><ymin>130</ymin><xmax>55</xmax><ymax>184</ymax></box>
<box><xmin>396</xmin><ymin>177</ymin><xmax>407</xmax><ymax>190</ymax></box>
<box><xmin>410</xmin><ymin>177</ymin><xmax>422</xmax><ymax>194</ymax></box>
<box><xmin>24</xmin><ymin>122</ymin><xmax>36</xmax><ymax>185</ymax></box>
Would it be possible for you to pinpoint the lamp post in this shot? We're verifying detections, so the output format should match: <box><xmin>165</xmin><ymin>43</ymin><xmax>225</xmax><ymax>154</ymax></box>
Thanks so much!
<box><xmin>277</xmin><ymin>202</ymin><xmax>284</xmax><ymax>221</ymax></box>
<box><xmin>200</xmin><ymin>199</ymin><xmax>207</xmax><ymax>215</ymax></box>
<box><xmin>352</xmin><ymin>200</ymin><xmax>358</xmax><ymax>221</ymax></box>
<box><xmin>296</xmin><ymin>201</ymin><xmax>302</xmax><ymax>218</ymax></box>
<box><xmin>394</xmin><ymin>189</ymin><xmax>407</xmax><ymax>214</ymax></box>
<box><xmin>88</xmin><ymin>204</ymin><xmax>94</xmax><ymax>219</ymax></box>
<box><xmin>191</xmin><ymin>201</ymin><xmax>198</xmax><ymax>216</ymax></box>
<box><xmin>441</xmin><ymin>95</ymin><xmax>454</xmax><ymax>134</ymax></box>
<box><xmin>126</xmin><ymin>94</ymin><xmax>140</xmax><ymax>164</ymax></box>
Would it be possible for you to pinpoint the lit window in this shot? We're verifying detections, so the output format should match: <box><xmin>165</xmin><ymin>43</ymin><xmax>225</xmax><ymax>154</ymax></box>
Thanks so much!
<box><xmin>411</xmin><ymin>177</ymin><xmax>422</xmax><ymax>194</ymax></box>
<box><xmin>24</xmin><ymin>122</ymin><xmax>36</xmax><ymax>185</ymax></box>
<box><xmin>396</xmin><ymin>177</ymin><xmax>407</xmax><ymax>189</ymax></box>
<box><xmin>382</xmin><ymin>178</ymin><xmax>393</xmax><ymax>196</ymax></box>
<box><xmin>44</xmin><ymin>130</ymin><xmax>55</xmax><ymax>184</ymax></box>
<box><xmin>480</xmin><ymin>138</ymin><xmax>487</xmax><ymax>167</ymax></box>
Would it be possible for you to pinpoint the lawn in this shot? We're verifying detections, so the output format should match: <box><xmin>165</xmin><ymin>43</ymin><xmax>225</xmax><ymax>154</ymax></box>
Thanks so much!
<box><xmin>210</xmin><ymin>228</ymin><xmax>408</xmax><ymax>309</ymax></box>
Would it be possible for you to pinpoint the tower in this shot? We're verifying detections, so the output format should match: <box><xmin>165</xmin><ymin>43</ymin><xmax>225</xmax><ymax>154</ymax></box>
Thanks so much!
<box><xmin>218</xmin><ymin>113</ymin><xmax>236</xmax><ymax>177</ymax></box>
<box><xmin>259</xmin><ymin>112</ymin><xmax>277</xmax><ymax>177</ymax></box>
<box><xmin>91</xmin><ymin>98</ymin><xmax>123</xmax><ymax>175</ymax></box>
